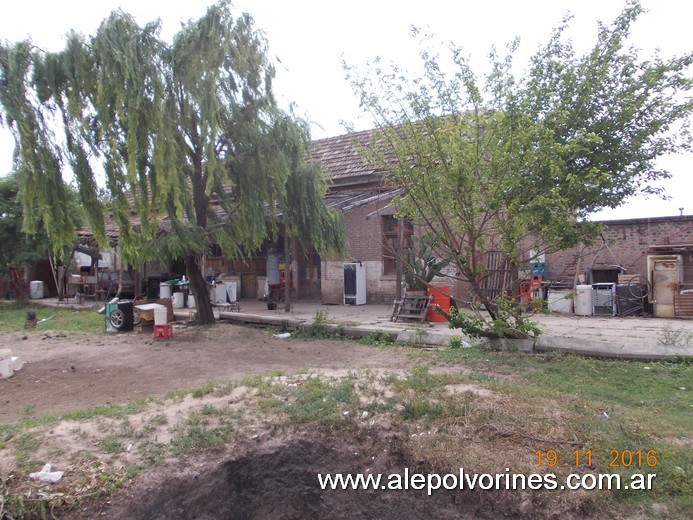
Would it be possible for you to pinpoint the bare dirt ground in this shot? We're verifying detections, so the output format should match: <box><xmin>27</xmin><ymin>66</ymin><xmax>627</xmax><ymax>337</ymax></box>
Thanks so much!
<box><xmin>1</xmin><ymin>324</ymin><xmax>411</xmax><ymax>423</ymax></box>
<box><xmin>1</xmin><ymin>324</ymin><xmax>676</xmax><ymax>519</ymax></box>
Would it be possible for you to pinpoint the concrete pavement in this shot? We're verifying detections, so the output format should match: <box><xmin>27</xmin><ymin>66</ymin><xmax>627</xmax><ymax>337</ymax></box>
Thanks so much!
<box><xmin>207</xmin><ymin>300</ymin><xmax>693</xmax><ymax>360</ymax></box>
<box><xmin>32</xmin><ymin>297</ymin><xmax>693</xmax><ymax>360</ymax></box>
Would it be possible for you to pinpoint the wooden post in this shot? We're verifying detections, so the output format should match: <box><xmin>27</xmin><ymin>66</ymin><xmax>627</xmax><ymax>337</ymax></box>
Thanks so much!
<box><xmin>571</xmin><ymin>252</ymin><xmax>582</xmax><ymax>314</ymax></box>
<box><xmin>396</xmin><ymin>217</ymin><xmax>404</xmax><ymax>301</ymax></box>
<box><xmin>284</xmin><ymin>233</ymin><xmax>291</xmax><ymax>312</ymax></box>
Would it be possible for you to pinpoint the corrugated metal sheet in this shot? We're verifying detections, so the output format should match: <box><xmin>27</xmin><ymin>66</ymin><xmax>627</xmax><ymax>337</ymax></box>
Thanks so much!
<box><xmin>674</xmin><ymin>293</ymin><xmax>693</xmax><ymax>319</ymax></box>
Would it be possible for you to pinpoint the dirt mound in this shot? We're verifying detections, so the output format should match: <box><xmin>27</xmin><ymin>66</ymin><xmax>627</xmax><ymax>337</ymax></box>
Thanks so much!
<box><xmin>78</xmin><ymin>429</ymin><xmax>561</xmax><ymax>520</ymax></box>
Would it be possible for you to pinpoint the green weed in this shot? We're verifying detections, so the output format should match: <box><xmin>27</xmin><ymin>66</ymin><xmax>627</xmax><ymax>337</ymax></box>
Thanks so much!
<box><xmin>360</xmin><ymin>331</ymin><xmax>395</xmax><ymax>346</ymax></box>
<box><xmin>400</xmin><ymin>399</ymin><xmax>467</xmax><ymax>421</ymax></box>
<box><xmin>101</xmin><ymin>435</ymin><xmax>124</xmax><ymax>455</ymax></box>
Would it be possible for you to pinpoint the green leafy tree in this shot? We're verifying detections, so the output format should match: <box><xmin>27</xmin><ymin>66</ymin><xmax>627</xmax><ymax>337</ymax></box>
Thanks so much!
<box><xmin>0</xmin><ymin>1</ymin><xmax>345</xmax><ymax>324</ymax></box>
<box><xmin>0</xmin><ymin>174</ymin><xmax>48</xmax><ymax>284</ymax></box>
<box><xmin>0</xmin><ymin>173</ymin><xmax>86</xmax><ymax>299</ymax></box>
<box><xmin>347</xmin><ymin>1</ymin><xmax>692</xmax><ymax>337</ymax></box>
<box><xmin>274</xmin><ymin>114</ymin><xmax>346</xmax><ymax>310</ymax></box>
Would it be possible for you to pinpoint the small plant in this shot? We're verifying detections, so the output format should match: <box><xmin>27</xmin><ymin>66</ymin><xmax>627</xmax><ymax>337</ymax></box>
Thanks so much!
<box><xmin>171</xmin><ymin>415</ymin><xmax>234</xmax><ymax>456</ymax></box>
<box><xmin>191</xmin><ymin>382</ymin><xmax>216</xmax><ymax>398</ymax></box>
<box><xmin>403</xmin><ymin>232</ymin><xmax>452</xmax><ymax>291</ymax></box>
<box><xmin>448</xmin><ymin>336</ymin><xmax>465</xmax><ymax>349</ymax></box>
<box><xmin>361</xmin><ymin>331</ymin><xmax>395</xmax><ymax>346</ymax></box>
<box><xmin>100</xmin><ymin>435</ymin><xmax>124</xmax><ymax>455</ymax></box>
<box><xmin>658</xmin><ymin>324</ymin><xmax>693</xmax><ymax>347</ymax></box>
<box><xmin>307</xmin><ymin>310</ymin><xmax>329</xmax><ymax>337</ymax></box>
<box><xmin>447</xmin><ymin>295</ymin><xmax>543</xmax><ymax>339</ymax></box>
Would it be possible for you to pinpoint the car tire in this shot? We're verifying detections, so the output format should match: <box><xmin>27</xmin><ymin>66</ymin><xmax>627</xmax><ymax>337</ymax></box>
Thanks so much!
<box><xmin>109</xmin><ymin>309</ymin><xmax>126</xmax><ymax>330</ymax></box>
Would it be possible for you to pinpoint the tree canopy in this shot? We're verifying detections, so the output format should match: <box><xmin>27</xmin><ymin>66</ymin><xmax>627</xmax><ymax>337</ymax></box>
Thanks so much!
<box><xmin>0</xmin><ymin>1</ymin><xmax>345</xmax><ymax>323</ymax></box>
<box><xmin>347</xmin><ymin>1</ymin><xmax>692</xmax><ymax>335</ymax></box>
<box><xmin>0</xmin><ymin>174</ymin><xmax>49</xmax><ymax>277</ymax></box>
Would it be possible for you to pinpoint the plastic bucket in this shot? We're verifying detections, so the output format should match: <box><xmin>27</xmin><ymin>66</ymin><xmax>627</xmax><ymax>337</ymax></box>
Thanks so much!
<box><xmin>29</xmin><ymin>280</ymin><xmax>43</xmax><ymax>299</ymax></box>
<box><xmin>427</xmin><ymin>286</ymin><xmax>451</xmax><ymax>322</ymax></box>
<box><xmin>160</xmin><ymin>283</ymin><xmax>172</xmax><ymax>299</ymax></box>
<box><xmin>154</xmin><ymin>307</ymin><xmax>168</xmax><ymax>325</ymax></box>
<box><xmin>172</xmin><ymin>292</ymin><xmax>184</xmax><ymax>309</ymax></box>
<box><xmin>0</xmin><ymin>349</ymin><xmax>13</xmax><ymax>379</ymax></box>
<box><xmin>188</xmin><ymin>294</ymin><xmax>196</xmax><ymax>308</ymax></box>
<box><xmin>11</xmin><ymin>356</ymin><xmax>25</xmax><ymax>371</ymax></box>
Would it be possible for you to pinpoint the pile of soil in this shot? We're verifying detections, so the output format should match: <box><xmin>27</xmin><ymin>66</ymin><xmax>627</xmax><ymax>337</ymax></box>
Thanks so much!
<box><xmin>83</xmin><ymin>429</ymin><xmax>528</xmax><ymax>520</ymax></box>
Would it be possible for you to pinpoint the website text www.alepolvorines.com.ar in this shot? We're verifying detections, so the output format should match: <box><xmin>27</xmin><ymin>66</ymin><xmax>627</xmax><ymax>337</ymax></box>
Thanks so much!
<box><xmin>318</xmin><ymin>468</ymin><xmax>656</xmax><ymax>496</ymax></box>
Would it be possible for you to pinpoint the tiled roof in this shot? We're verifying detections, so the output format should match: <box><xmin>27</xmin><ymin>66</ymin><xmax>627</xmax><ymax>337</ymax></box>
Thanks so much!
<box><xmin>309</xmin><ymin>128</ymin><xmax>391</xmax><ymax>185</ymax></box>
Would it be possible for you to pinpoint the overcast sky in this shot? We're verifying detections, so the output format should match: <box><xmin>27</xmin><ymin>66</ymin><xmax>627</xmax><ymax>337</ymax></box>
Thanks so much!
<box><xmin>1</xmin><ymin>0</ymin><xmax>691</xmax><ymax>220</ymax></box>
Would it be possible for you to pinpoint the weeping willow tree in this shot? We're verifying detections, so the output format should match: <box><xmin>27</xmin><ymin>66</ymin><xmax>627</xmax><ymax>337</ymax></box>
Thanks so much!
<box><xmin>272</xmin><ymin>114</ymin><xmax>346</xmax><ymax>311</ymax></box>
<box><xmin>0</xmin><ymin>1</ymin><xmax>345</xmax><ymax>324</ymax></box>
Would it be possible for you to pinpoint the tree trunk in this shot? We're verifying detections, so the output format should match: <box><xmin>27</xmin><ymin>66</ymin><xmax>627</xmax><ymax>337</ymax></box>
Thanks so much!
<box><xmin>186</xmin><ymin>254</ymin><xmax>215</xmax><ymax>325</ymax></box>
<box><xmin>468</xmin><ymin>277</ymin><xmax>499</xmax><ymax>321</ymax></box>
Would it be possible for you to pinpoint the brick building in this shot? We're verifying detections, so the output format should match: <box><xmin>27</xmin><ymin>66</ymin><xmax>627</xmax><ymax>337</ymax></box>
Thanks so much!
<box><xmin>540</xmin><ymin>215</ymin><xmax>693</xmax><ymax>318</ymax></box>
<box><xmin>82</xmin><ymin>126</ymin><xmax>693</xmax><ymax>316</ymax></box>
<box><xmin>542</xmin><ymin>215</ymin><xmax>693</xmax><ymax>288</ymax></box>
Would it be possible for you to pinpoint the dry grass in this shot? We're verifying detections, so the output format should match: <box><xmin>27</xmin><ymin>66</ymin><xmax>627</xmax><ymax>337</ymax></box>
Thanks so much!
<box><xmin>0</xmin><ymin>349</ymin><xmax>690</xmax><ymax>519</ymax></box>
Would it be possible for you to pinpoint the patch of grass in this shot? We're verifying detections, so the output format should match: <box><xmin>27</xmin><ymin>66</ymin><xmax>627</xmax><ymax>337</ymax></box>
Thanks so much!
<box><xmin>658</xmin><ymin>323</ymin><xmax>693</xmax><ymax>347</ymax></box>
<box><xmin>239</xmin><ymin>374</ymin><xmax>281</xmax><ymax>393</ymax></box>
<box><xmin>62</xmin><ymin>404</ymin><xmax>125</xmax><ymax>421</ymax></box>
<box><xmin>283</xmin><ymin>377</ymin><xmax>358</xmax><ymax>424</ymax></box>
<box><xmin>14</xmin><ymin>432</ymin><xmax>43</xmax><ymax>472</ymax></box>
<box><xmin>391</xmin><ymin>365</ymin><xmax>456</xmax><ymax>394</ymax></box>
<box><xmin>139</xmin><ymin>440</ymin><xmax>168</xmax><ymax>466</ymax></box>
<box><xmin>170</xmin><ymin>415</ymin><xmax>234</xmax><ymax>456</ymax></box>
<box><xmin>201</xmin><ymin>404</ymin><xmax>222</xmax><ymax>416</ymax></box>
<box><xmin>122</xmin><ymin>398</ymin><xmax>149</xmax><ymax>415</ymax></box>
<box><xmin>424</xmin><ymin>345</ymin><xmax>692</xmax><ymax>510</ymax></box>
<box><xmin>101</xmin><ymin>435</ymin><xmax>124</xmax><ymax>454</ymax></box>
<box><xmin>14</xmin><ymin>431</ymin><xmax>42</xmax><ymax>452</ymax></box>
<box><xmin>0</xmin><ymin>302</ymin><xmax>104</xmax><ymax>333</ymax></box>
<box><xmin>400</xmin><ymin>399</ymin><xmax>467</xmax><ymax>421</ymax></box>
<box><xmin>150</xmin><ymin>413</ymin><xmax>168</xmax><ymax>425</ymax></box>
<box><xmin>191</xmin><ymin>382</ymin><xmax>216</xmax><ymax>398</ymax></box>
<box><xmin>165</xmin><ymin>381</ymin><xmax>223</xmax><ymax>400</ymax></box>
<box><xmin>293</xmin><ymin>310</ymin><xmax>344</xmax><ymax>340</ymax></box>
<box><xmin>447</xmin><ymin>336</ymin><xmax>466</xmax><ymax>349</ymax></box>
<box><xmin>359</xmin><ymin>330</ymin><xmax>395</xmax><ymax>346</ymax></box>
<box><xmin>307</xmin><ymin>310</ymin><xmax>329</xmax><ymax>337</ymax></box>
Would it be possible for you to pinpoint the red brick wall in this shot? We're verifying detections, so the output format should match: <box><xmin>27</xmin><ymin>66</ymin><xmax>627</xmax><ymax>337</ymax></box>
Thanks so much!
<box><xmin>322</xmin><ymin>200</ymin><xmax>400</xmax><ymax>304</ymax></box>
<box><xmin>544</xmin><ymin>216</ymin><xmax>693</xmax><ymax>285</ymax></box>
<box><xmin>341</xmin><ymin>202</ymin><xmax>384</xmax><ymax>262</ymax></box>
